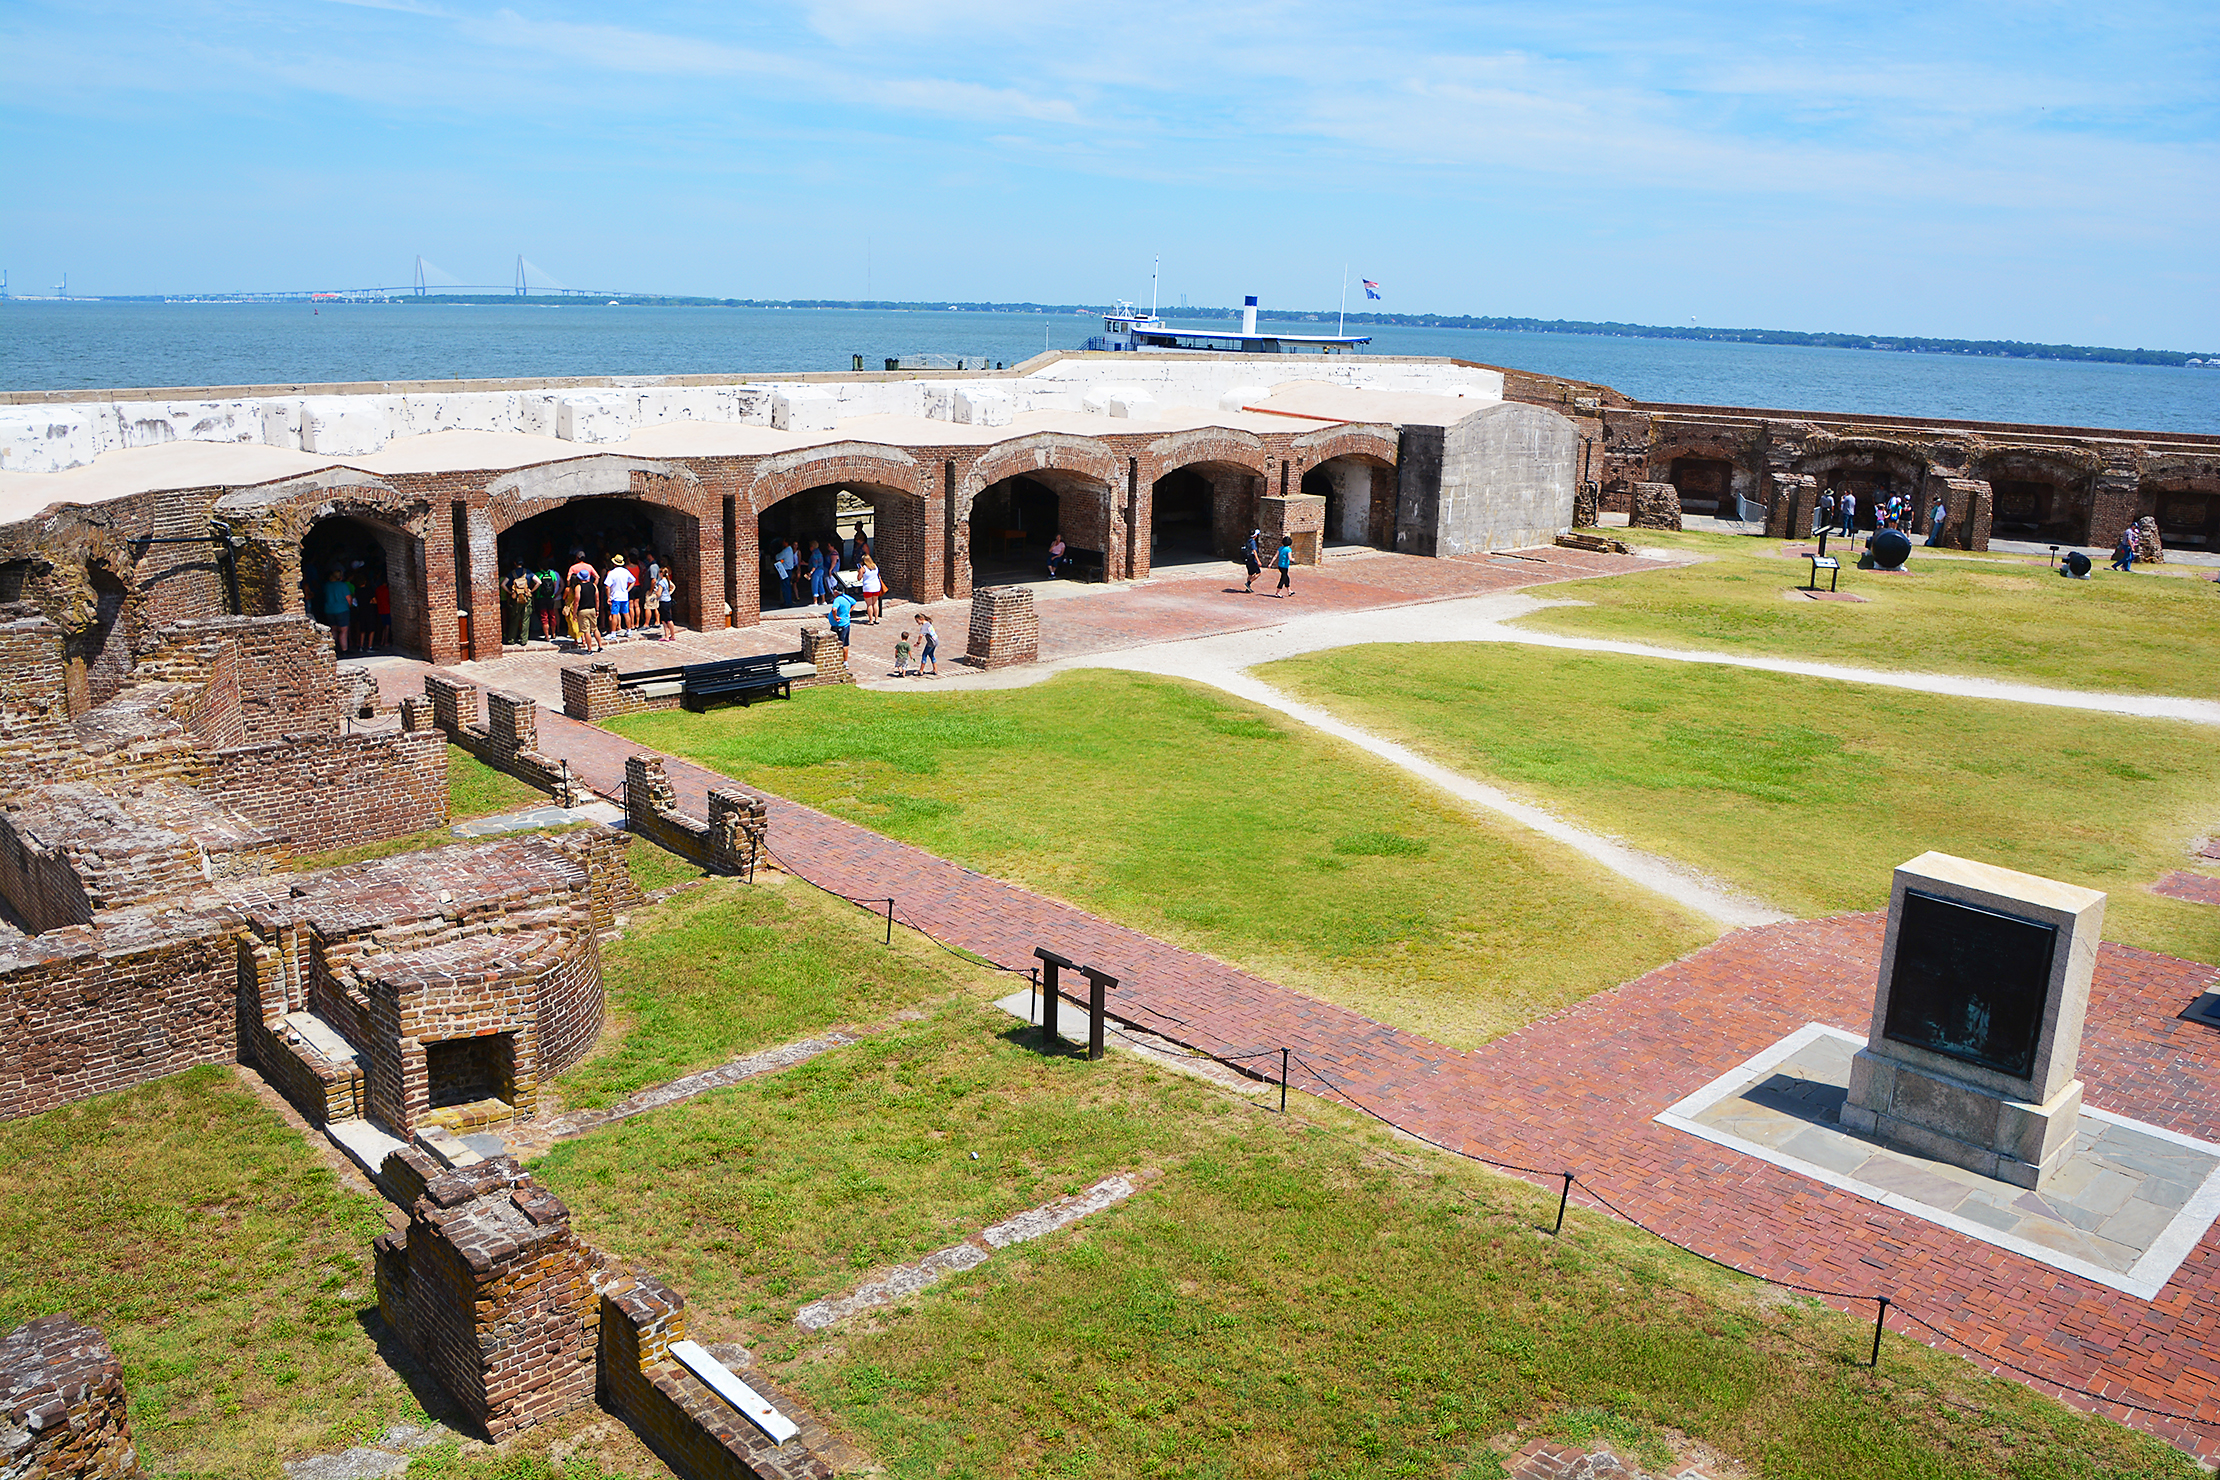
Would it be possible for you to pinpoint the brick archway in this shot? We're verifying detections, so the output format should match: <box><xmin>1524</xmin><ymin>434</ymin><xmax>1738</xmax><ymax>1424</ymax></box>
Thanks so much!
<box><xmin>219</xmin><ymin>473</ymin><xmax>436</xmax><ymax>659</ymax></box>
<box><xmin>1290</xmin><ymin>424</ymin><xmax>1400</xmax><ymax>549</ymax></box>
<box><xmin>742</xmin><ymin>445</ymin><xmax>930</xmax><ymax>624</ymax></box>
<box><xmin>956</xmin><ymin>435</ymin><xmax>1123</xmax><ymax>597</ymax></box>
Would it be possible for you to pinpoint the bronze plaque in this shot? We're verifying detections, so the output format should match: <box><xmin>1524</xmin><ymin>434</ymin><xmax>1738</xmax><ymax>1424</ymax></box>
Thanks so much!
<box><xmin>1882</xmin><ymin>890</ymin><xmax>2058</xmax><ymax>1079</ymax></box>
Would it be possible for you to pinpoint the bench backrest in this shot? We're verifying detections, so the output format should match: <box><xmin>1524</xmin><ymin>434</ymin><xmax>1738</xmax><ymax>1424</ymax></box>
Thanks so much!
<box><xmin>682</xmin><ymin>654</ymin><xmax>784</xmax><ymax>684</ymax></box>
<box><xmin>616</xmin><ymin>665</ymin><xmax>687</xmax><ymax>688</ymax></box>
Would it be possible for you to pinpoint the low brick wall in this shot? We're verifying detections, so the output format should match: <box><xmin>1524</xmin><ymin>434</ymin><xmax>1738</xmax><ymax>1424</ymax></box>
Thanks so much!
<box><xmin>0</xmin><ymin>919</ymin><xmax>240</xmax><ymax>1123</ymax></box>
<box><xmin>204</xmin><ymin>730</ymin><xmax>448</xmax><ymax>853</ymax></box>
<box><xmin>624</xmin><ymin>757</ymin><xmax>767</xmax><ymax>878</ymax></box>
<box><xmin>544</xmin><ymin>825</ymin><xmax>647</xmax><ymax>936</ymax></box>
<box><xmin>601</xmin><ymin>1277</ymin><xmax>830</xmax><ymax>1480</ymax></box>
<box><xmin>245</xmin><ymin>1013</ymin><xmax>364</xmax><ymax>1125</ymax></box>
<box><xmin>963</xmin><ymin>587</ymin><xmax>1037</xmax><ymax>669</ymax></box>
<box><xmin>419</xmin><ymin>674</ymin><xmax>584</xmax><ymax>807</ymax></box>
<box><xmin>1</xmin><ymin>1315</ymin><xmax>142</xmax><ymax>1479</ymax></box>
<box><xmin>561</xmin><ymin>661</ymin><xmax>685</xmax><ymax>723</ymax></box>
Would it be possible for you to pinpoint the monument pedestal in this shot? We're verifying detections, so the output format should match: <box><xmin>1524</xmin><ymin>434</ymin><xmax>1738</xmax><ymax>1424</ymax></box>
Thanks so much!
<box><xmin>1840</xmin><ymin>852</ymin><xmax>2106</xmax><ymax>1192</ymax></box>
<box><xmin>1843</xmin><ymin>1052</ymin><xmax>2083</xmax><ymax>1189</ymax></box>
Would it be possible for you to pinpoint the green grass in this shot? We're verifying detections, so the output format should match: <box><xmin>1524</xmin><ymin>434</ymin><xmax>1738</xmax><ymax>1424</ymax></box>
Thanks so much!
<box><xmin>1518</xmin><ymin>528</ymin><xmax>2220</xmax><ymax>697</ymax></box>
<box><xmin>607</xmin><ymin>671</ymin><xmax>1714</xmax><ymax>1050</ymax></box>
<box><xmin>530</xmin><ymin>893</ymin><xmax>2199</xmax><ymax>1479</ymax></box>
<box><xmin>449</xmin><ymin>747</ymin><xmax>550</xmax><ymax>819</ymax></box>
<box><xmin>557</xmin><ymin>874</ymin><xmax>969</xmax><ymax>1111</ymax></box>
<box><xmin>0</xmin><ymin>1068</ymin><xmax>417</xmax><ymax>1477</ymax></box>
<box><xmin>1261</xmin><ymin>644</ymin><xmax>2220</xmax><ymax>966</ymax></box>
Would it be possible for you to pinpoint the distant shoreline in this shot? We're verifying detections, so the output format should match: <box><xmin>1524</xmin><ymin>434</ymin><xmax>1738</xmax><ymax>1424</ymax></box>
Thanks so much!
<box><xmin>6</xmin><ymin>293</ymin><xmax>2212</xmax><ymax>368</ymax></box>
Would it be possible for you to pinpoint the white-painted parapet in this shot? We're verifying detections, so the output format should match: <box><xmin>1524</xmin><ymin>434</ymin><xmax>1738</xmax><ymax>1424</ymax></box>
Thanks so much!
<box><xmin>771</xmin><ymin>387</ymin><xmax>839</xmax><ymax>432</ymax></box>
<box><xmin>299</xmin><ymin>396</ymin><xmax>393</xmax><ymax>456</ymax></box>
<box><xmin>952</xmin><ymin>385</ymin><xmax>1014</xmax><ymax>426</ymax></box>
<box><xmin>555</xmin><ymin>393</ymin><xmax>633</xmax><ymax>444</ymax></box>
<box><xmin>1219</xmin><ymin>385</ymin><xmax>1271</xmax><ymax>412</ymax></box>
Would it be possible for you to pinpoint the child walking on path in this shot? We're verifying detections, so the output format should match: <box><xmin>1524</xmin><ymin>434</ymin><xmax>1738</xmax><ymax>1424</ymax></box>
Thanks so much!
<box><xmin>894</xmin><ymin>630</ymin><xmax>913</xmax><ymax>678</ymax></box>
<box><xmin>916</xmin><ymin>614</ymin><xmax>939</xmax><ymax>678</ymax></box>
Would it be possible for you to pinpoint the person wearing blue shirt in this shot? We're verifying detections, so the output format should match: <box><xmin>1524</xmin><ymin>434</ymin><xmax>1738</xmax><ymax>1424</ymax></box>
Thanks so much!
<box><xmin>1273</xmin><ymin>536</ymin><xmax>1293</xmax><ymax>597</ymax></box>
<box><xmin>829</xmin><ymin>588</ymin><xmax>856</xmax><ymax>650</ymax></box>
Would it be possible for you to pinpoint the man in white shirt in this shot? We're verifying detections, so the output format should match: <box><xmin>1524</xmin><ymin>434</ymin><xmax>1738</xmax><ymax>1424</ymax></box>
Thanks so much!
<box><xmin>603</xmin><ymin>559</ymin><xmax>635</xmax><ymax>633</ymax></box>
<box><xmin>773</xmin><ymin>541</ymin><xmax>798</xmax><ymax>605</ymax></box>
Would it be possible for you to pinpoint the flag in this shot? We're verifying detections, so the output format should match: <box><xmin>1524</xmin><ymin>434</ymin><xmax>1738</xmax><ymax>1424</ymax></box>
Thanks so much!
<box><xmin>1362</xmin><ymin>279</ymin><xmax>1382</xmax><ymax>300</ymax></box>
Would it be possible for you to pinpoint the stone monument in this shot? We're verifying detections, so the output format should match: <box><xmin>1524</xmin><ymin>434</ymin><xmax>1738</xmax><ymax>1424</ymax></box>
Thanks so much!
<box><xmin>1841</xmin><ymin>852</ymin><xmax>2105</xmax><ymax>1189</ymax></box>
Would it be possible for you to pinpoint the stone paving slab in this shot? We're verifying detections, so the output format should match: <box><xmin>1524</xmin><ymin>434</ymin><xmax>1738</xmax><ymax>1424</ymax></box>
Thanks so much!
<box><xmin>1659</xmin><ymin>1024</ymin><xmax>2220</xmax><ymax>1296</ymax></box>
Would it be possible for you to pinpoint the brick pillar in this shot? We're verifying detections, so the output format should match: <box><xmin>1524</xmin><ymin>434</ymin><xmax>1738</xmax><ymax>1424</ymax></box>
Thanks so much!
<box><xmin>964</xmin><ymin>586</ymin><xmax>1038</xmax><ymax>669</ymax></box>
<box><xmin>0</xmin><ymin>1316</ymin><xmax>142</xmax><ymax>1479</ymax></box>
<box><xmin>2089</xmin><ymin>460</ymin><xmax>2141</xmax><ymax>551</ymax></box>
<box><xmin>422</xmin><ymin>672</ymin><xmax>479</xmax><ymax>735</ymax></box>
<box><xmin>797</xmin><ymin>628</ymin><xmax>852</xmax><ymax>686</ymax></box>
<box><xmin>560</xmin><ymin>661</ymin><xmax>621</xmax><ymax>721</ymax></box>
<box><xmin>1256</xmin><ymin>492</ymin><xmax>1326</xmax><ymax>564</ymax></box>
<box><xmin>486</xmin><ymin>690</ymin><xmax>537</xmax><ymax>751</ymax></box>
<box><xmin>371</xmin><ymin>1160</ymin><xmax>602</xmax><ymax>1440</ymax></box>
<box><xmin>1628</xmin><ymin>482</ymin><xmax>1682</xmax><ymax>531</ymax></box>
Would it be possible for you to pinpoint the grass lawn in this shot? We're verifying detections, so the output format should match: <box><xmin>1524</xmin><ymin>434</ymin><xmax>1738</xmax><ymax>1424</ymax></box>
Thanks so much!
<box><xmin>1261</xmin><ymin>643</ymin><xmax>2220</xmax><ymax>966</ymax></box>
<box><xmin>606</xmin><ymin>671</ymin><xmax>1714</xmax><ymax>1050</ymax></box>
<box><xmin>531</xmin><ymin>885</ymin><xmax>2200</xmax><ymax>1479</ymax></box>
<box><xmin>1515</xmin><ymin>528</ymin><xmax>2220</xmax><ymax>697</ymax></box>
<box><xmin>557</xmin><ymin>873</ymin><xmax>966</xmax><ymax>1111</ymax></box>
<box><xmin>0</xmin><ymin>1069</ymin><xmax>417</xmax><ymax>1477</ymax></box>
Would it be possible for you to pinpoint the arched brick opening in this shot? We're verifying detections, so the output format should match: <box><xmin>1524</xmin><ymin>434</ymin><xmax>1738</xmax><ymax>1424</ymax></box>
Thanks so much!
<box><xmin>1154</xmin><ymin>460</ymin><xmax>1264</xmax><ymax>565</ymax></box>
<box><xmin>957</xmin><ymin>437</ymin><xmax>1122</xmax><ymax>595</ymax></box>
<box><xmin>742</xmin><ymin>445</ymin><xmax>928</xmax><ymax>625</ymax></box>
<box><xmin>220</xmin><ymin>475</ymin><xmax>437</xmax><ymax>659</ymax></box>
<box><xmin>1973</xmin><ymin>452</ymin><xmax>2098</xmax><ymax>545</ymax></box>
<box><xmin>755</xmin><ymin>481</ymin><xmax>928</xmax><ymax>613</ymax></box>
<box><xmin>303</xmin><ymin>515</ymin><xmax>424</xmax><ymax>657</ymax></box>
<box><xmin>75</xmin><ymin>562</ymin><xmax>134</xmax><ymax>709</ymax></box>
<box><xmin>1798</xmin><ymin>447</ymin><xmax>1931</xmax><ymax>532</ymax></box>
<box><xmin>2147</xmin><ymin>484</ymin><xmax>2220</xmax><ymax>552</ymax></box>
<box><xmin>492</xmin><ymin>496</ymin><xmax>701</xmax><ymax>638</ymax></box>
<box><xmin>1289</xmin><ymin>425</ymin><xmax>1399</xmax><ymax>549</ymax></box>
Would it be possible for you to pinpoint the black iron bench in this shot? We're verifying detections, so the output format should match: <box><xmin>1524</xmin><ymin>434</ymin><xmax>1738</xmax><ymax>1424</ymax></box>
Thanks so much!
<box><xmin>1051</xmin><ymin>547</ymin><xmax>1107</xmax><ymax>582</ymax></box>
<box><xmin>679</xmin><ymin>653</ymin><xmax>817</xmax><ymax>711</ymax></box>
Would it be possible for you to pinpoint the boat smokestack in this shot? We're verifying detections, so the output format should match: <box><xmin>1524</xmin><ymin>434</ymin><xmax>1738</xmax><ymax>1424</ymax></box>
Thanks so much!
<box><xmin>1241</xmin><ymin>295</ymin><xmax>1258</xmax><ymax>337</ymax></box>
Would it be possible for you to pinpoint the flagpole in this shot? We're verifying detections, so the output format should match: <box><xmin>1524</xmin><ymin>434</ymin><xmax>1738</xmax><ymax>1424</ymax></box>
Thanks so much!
<box><xmin>1338</xmin><ymin>263</ymin><xmax>1348</xmax><ymax>338</ymax></box>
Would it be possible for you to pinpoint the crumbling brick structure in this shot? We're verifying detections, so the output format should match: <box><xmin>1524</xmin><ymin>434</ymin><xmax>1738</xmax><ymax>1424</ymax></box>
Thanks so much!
<box><xmin>419</xmin><ymin>673</ymin><xmax>584</xmax><ymax>808</ymax></box>
<box><xmin>623</xmin><ymin>757</ymin><xmax>767</xmax><ymax>878</ymax></box>
<box><xmin>1627</xmin><ymin>482</ymin><xmax>1682</xmax><ymax>531</ymax></box>
<box><xmin>373</xmin><ymin>1157</ymin><xmax>606</xmax><ymax>1440</ymax></box>
<box><xmin>964</xmin><ymin>586</ymin><xmax>1037</xmax><ymax>669</ymax></box>
<box><xmin>1</xmin><ymin>1315</ymin><xmax>142</xmax><ymax>1479</ymax></box>
<box><xmin>373</xmin><ymin>1156</ymin><xmax>832</xmax><ymax>1475</ymax></box>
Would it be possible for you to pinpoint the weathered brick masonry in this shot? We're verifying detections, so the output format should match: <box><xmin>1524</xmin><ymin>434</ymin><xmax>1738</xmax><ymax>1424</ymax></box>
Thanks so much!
<box><xmin>1</xmin><ymin>1314</ymin><xmax>143</xmax><ymax>1479</ymax></box>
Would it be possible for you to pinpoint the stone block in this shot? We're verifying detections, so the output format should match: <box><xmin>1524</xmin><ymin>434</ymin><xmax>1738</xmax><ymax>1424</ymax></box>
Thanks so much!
<box><xmin>0</xmin><ymin>406</ymin><xmax>102</xmax><ymax>473</ymax></box>
<box><xmin>1105</xmin><ymin>389</ymin><xmax>1157</xmax><ymax>421</ymax></box>
<box><xmin>771</xmin><ymin>390</ymin><xmax>838</xmax><ymax>433</ymax></box>
<box><xmin>298</xmin><ymin>396</ymin><xmax>392</xmax><ymax>456</ymax></box>
<box><xmin>1218</xmin><ymin>385</ymin><xmax>1270</xmax><ymax>412</ymax></box>
<box><xmin>556</xmin><ymin>395</ymin><xmax>632</xmax><ymax>444</ymax></box>
<box><xmin>2133</xmin><ymin>515</ymin><xmax>2164</xmax><ymax>564</ymax></box>
<box><xmin>953</xmin><ymin>386</ymin><xmax>1014</xmax><ymax>427</ymax></box>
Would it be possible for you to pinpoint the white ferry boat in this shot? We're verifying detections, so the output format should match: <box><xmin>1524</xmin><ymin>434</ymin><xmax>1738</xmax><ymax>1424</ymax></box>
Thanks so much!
<box><xmin>1085</xmin><ymin>295</ymin><xmax>1371</xmax><ymax>355</ymax></box>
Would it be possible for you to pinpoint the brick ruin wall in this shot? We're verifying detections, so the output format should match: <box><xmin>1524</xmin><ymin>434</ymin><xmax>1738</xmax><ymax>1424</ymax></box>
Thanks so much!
<box><xmin>0</xmin><ymin>916</ymin><xmax>241</xmax><ymax>1123</ymax></box>
<box><xmin>375</xmin><ymin>1157</ymin><xmax>831</xmax><ymax>1475</ymax></box>
<box><xmin>963</xmin><ymin>586</ymin><xmax>1037</xmax><ymax>669</ymax></box>
<box><xmin>202</xmin><ymin>729</ymin><xmax>448</xmax><ymax>855</ymax></box>
<box><xmin>623</xmin><ymin>756</ymin><xmax>768</xmax><ymax>878</ymax></box>
<box><xmin>1</xmin><ymin>1314</ymin><xmax>143</xmax><ymax>1479</ymax></box>
<box><xmin>417</xmin><ymin>674</ymin><xmax>583</xmax><ymax>807</ymax></box>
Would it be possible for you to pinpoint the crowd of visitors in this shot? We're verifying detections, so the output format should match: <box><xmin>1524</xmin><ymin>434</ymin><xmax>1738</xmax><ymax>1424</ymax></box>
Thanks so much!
<box><xmin>485</xmin><ymin>546</ymin><xmax>680</xmax><ymax>652</ymax></box>
<box><xmin>770</xmin><ymin>523</ymin><xmax>876</xmax><ymax>610</ymax></box>
<box><xmin>310</xmin><ymin>562</ymin><xmax>391</xmax><ymax>654</ymax></box>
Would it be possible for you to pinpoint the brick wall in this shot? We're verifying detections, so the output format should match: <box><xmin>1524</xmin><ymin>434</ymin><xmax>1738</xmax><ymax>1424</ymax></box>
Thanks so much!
<box><xmin>204</xmin><ymin>731</ymin><xmax>448</xmax><ymax>854</ymax></box>
<box><xmin>624</xmin><ymin>756</ymin><xmax>767</xmax><ymax>877</ymax></box>
<box><xmin>0</xmin><ymin>918</ymin><xmax>240</xmax><ymax>1123</ymax></box>
<box><xmin>421</xmin><ymin>674</ymin><xmax>583</xmax><ymax>807</ymax></box>
<box><xmin>542</xmin><ymin>825</ymin><xmax>646</xmax><ymax>937</ymax></box>
<box><xmin>964</xmin><ymin>587</ymin><xmax>1037</xmax><ymax>669</ymax></box>
<box><xmin>372</xmin><ymin>1158</ymin><xmax>603</xmax><ymax>1439</ymax></box>
<box><xmin>560</xmin><ymin>661</ymin><xmax>684</xmax><ymax>723</ymax></box>
<box><xmin>600</xmin><ymin>1277</ymin><xmax>831</xmax><ymax>1480</ymax></box>
<box><xmin>0</xmin><ymin>1315</ymin><xmax>143</xmax><ymax>1479</ymax></box>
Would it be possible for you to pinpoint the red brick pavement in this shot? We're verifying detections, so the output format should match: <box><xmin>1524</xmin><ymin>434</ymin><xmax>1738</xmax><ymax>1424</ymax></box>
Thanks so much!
<box><xmin>2155</xmin><ymin>871</ymin><xmax>2220</xmax><ymax>908</ymax></box>
<box><xmin>508</xmin><ymin>694</ymin><xmax>2220</xmax><ymax>1456</ymax></box>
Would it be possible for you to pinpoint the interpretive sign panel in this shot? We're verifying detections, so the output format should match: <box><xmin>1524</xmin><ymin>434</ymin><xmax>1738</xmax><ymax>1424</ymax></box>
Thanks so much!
<box><xmin>1881</xmin><ymin>890</ymin><xmax>2059</xmax><ymax>1079</ymax></box>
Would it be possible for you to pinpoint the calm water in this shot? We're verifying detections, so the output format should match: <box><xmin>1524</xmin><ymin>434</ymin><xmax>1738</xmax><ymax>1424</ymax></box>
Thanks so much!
<box><xmin>3</xmin><ymin>300</ymin><xmax>2215</xmax><ymax>435</ymax></box>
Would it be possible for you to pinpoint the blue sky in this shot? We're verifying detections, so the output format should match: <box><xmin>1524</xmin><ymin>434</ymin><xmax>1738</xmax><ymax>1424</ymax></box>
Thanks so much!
<box><xmin>3</xmin><ymin>0</ymin><xmax>2215</xmax><ymax>348</ymax></box>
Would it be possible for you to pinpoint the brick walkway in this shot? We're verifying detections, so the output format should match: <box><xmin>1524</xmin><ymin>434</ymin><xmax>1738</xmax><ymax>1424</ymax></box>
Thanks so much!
<box><xmin>512</xmin><ymin>696</ymin><xmax>2220</xmax><ymax>1456</ymax></box>
<box><xmin>2154</xmin><ymin>871</ymin><xmax>2220</xmax><ymax>908</ymax></box>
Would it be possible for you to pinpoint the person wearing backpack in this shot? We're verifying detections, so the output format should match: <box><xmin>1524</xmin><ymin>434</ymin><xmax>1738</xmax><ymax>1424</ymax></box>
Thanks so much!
<box><xmin>565</xmin><ymin>550</ymin><xmax>602</xmax><ymax>652</ymax></box>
